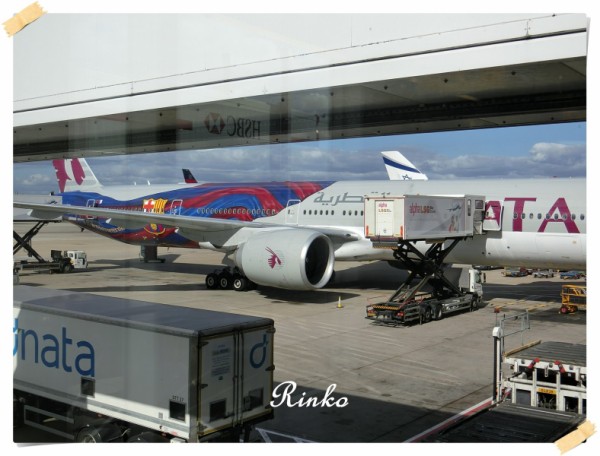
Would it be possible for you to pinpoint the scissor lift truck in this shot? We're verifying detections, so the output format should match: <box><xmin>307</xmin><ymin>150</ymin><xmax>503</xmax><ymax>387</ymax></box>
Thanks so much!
<box><xmin>14</xmin><ymin>250</ymin><xmax>87</xmax><ymax>275</ymax></box>
<box><xmin>364</xmin><ymin>194</ymin><xmax>485</xmax><ymax>326</ymax></box>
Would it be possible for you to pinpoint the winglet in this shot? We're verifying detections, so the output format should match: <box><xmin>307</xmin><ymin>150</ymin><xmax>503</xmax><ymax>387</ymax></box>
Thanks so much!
<box><xmin>381</xmin><ymin>151</ymin><xmax>428</xmax><ymax>180</ymax></box>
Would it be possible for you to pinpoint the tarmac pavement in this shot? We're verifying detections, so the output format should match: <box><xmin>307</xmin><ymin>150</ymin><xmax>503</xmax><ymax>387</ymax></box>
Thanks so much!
<box><xmin>12</xmin><ymin>222</ymin><xmax>588</xmax><ymax>444</ymax></box>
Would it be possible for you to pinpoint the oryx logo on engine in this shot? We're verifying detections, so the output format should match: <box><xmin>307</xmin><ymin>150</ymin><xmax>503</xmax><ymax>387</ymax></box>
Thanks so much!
<box><xmin>266</xmin><ymin>247</ymin><xmax>283</xmax><ymax>269</ymax></box>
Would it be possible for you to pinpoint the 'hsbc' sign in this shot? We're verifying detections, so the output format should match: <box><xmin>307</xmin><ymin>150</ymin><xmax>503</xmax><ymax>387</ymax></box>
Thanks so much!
<box><xmin>204</xmin><ymin>113</ymin><xmax>261</xmax><ymax>139</ymax></box>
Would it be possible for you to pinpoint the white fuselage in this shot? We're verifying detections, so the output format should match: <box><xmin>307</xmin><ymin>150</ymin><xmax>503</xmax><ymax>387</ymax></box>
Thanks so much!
<box><xmin>257</xmin><ymin>178</ymin><xmax>586</xmax><ymax>270</ymax></box>
<box><xmin>58</xmin><ymin>177</ymin><xmax>586</xmax><ymax>271</ymax></box>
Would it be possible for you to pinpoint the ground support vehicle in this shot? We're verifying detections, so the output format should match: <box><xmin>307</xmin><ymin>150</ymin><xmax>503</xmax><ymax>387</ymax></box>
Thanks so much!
<box><xmin>430</xmin><ymin>401</ymin><xmax>585</xmax><ymax>443</ymax></box>
<box><xmin>560</xmin><ymin>284</ymin><xmax>587</xmax><ymax>314</ymax></box>
<box><xmin>560</xmin><ymin>270</ymin><xmax>584</xmax><ymax>280</ymax></box>
<box><xmin>502</xmin><ymin>341</ymin><xmax>586</xmax><ymax>413</ymax></box>
<box><xmin>366</xmin><ymin>262</ymin><xmax>483</xmax><ymax>326</ymax></box>
<box><xmin>532</xmin><ymin>269</ymin><xmax>554</xmax><ymax>278</ymax></box>
<box><xmin>364</xmin><ymin>194</ymin><xmax>485</xmax><ymax>243</ymax></box>
<box><xmin>364</xmin><ymin>194</ymin><xmax>485</xmax><ymax>326</ymax></box>
<box><xmin>502</xmin><ymin>267</ymin><xmax>527</xmax><ymax>277</ymax></box>
<box><xmin>13</xmin><ymin>285</ymin><xmax>275</xmax><ymax>443</ymax></box>
<box><xmin>13</xmin><ymin>220</ymin><xmax>86</xmax><ymax>275</ymax></box>
<box><xmin>427</xmin><ymin>340</ymin><xmax>587</xmax><ymax>443</ymax></box>
<box><xmin>14</xmin><ymin>249</ymin><xmax>87</xmax><ymax>275</ymax></box>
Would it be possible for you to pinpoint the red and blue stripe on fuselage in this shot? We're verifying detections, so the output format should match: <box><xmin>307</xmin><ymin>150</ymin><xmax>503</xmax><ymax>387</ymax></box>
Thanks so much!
<box><xmin>59</xmin><ymin>181</ymin><xmax>332</xmax><ymax>247</ymax></box>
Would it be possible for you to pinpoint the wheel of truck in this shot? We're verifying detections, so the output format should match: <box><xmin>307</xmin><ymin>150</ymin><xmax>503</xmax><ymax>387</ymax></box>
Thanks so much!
<box><xmin>559</xmin><ymin>305</ymin><xmax>569</xmax><ymax>315</ymax></box>
<box><xmin>434</xmin><ymin>305</ymin><xmax>443</xmax><ymax>320</ymax></box>
<box><xmin>423</xmin><ymin>307</ymin><xmax>432</xmax><ymax>323</ymax></box>
<box><xmin>63</xmin><ymin>263</ymin><xmax>73</xmax><ymax>273</ymax></box>
<box><xmin>471</xmin><ymin>297</ymin><xmax>479</xmax><ymax>311</ymax></box>
<box><xmin>232</xmin><ymin>275</ymin><xmax>248</xmax><ymax>292</ymax></box>
<box><xmin>76</xmin><ymin>424</ymin><xmax>122</xmax><ymax>443</ymax></box>
<box><xmin>205</xmin><ymin>273</ymin><xmax>219</xmax><ymax>289</ymax></box>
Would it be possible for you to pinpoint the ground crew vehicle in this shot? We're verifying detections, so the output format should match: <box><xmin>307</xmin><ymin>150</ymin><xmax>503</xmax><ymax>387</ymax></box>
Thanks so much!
<box><xmin>13</xmin><ymin>285</ymin><xmax>275</xmax><ymax>443</ymax></box>
<box><xmin>502</xmin><ymin>267</ymin><xmax>527</xmax><ymax>277</ymax></box>
<box><xmin>560</xmin><ymin>284</ymin><xmax>586</xmax><ymax>314</ymax></box>
<box><xmin>532</xmin><ymin>269</ymin><xmax>554</xmax><ymax>278</ymax></box>
<box><xmin>14</xmin><ymin>249</ymin><xmax>87</xmax><ymax>274</ymax></box>
<box><xmin>366</xmin><ymin>267</ymin><xmax>483</xmax><ymax>325</ymax></box>
<box><xmin>364</xmin><ymin>194</ymin><xmax>486</xmax><ymax>327</ymax></box>
<box><xmin>560</xmin><ymin>270</ymin><xmax>584</xmax><ymax>280</ymax></box>
<box><xmin>428</xmin><ymin>339</ymin><xmax>587</xmax><ymax>443</ymax></box>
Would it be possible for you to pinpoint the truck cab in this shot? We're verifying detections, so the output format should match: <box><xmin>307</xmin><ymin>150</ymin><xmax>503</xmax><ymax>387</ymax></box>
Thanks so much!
<box><xmin>65</xmin><ymin>250</ymin><xmax>87</xmax><ymax>269</ymax></box>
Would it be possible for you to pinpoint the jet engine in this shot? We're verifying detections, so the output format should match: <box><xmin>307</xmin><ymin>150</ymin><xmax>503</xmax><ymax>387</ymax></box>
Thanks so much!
<box><xmin>234</xmin><ymin>229</ymin><xmax>334</xmax><ymax>290</ymax></box>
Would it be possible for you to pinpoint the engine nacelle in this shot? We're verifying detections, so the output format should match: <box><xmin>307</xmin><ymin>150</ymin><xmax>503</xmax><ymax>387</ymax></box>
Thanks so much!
<box><xmin>234</xmin><ymin>229</ymin><xmax>334</xmax><ymax>290</ymax></box>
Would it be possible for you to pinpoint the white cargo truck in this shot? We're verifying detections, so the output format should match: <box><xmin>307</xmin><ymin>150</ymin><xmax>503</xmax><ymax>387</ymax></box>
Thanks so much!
<box><xmin>13</xmin><ymin>285</ymin><xmax>275</xmax><ymax>443</ymax></box>
<box><xmin>364</xmin><ymin>194</ymin><xmax>485</xmax><ymax>243</ymax></box>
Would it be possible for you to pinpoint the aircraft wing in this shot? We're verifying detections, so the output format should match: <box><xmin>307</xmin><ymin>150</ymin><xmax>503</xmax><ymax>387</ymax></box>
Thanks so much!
<box><xmin>13</xmin><ymin>202</ymin><xmax>360</xmax><ymax>243</ymax></box>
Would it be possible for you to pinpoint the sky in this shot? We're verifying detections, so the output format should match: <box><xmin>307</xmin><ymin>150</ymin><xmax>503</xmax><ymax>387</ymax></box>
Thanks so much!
<box><xmin>12</xmin><ymin>122</ymin><xmax>587</xmax><ymax>194</ymax></box>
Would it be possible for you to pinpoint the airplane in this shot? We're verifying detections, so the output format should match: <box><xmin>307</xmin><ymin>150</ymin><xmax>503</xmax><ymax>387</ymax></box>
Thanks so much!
<box><xmin>182</xmin><ymin>169</ymin><xmax>198</xmax><ymax>184</ymax></box>
<box><xmin>381</xmin><ymin>151</ymin><xmax>428</xmax><ymax>180</ymax></box>
<box><xmin>14</xmin><ymin>156</ymin><xmax>586</xmax><ymax>291</ymax></box>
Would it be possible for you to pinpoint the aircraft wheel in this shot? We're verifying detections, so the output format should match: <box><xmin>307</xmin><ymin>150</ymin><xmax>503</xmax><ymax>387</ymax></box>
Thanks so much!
<box><xmin>206</xmin><ymin>273</ymin><xmax>219</xmax><ymax>289</ymax></box>
<box><xmin>219</xmin><ymin>271</ymin><xmax>233</xmax><ymax>289</ymax></box>
<box><xmin>232</xmin><ymin>275</ymin><xmax>248</xmax><ymax>292</ymax></box>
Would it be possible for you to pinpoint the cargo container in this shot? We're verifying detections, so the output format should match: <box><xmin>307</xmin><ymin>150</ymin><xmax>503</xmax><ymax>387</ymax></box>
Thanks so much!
<box><xmin>364</xmin><ymin>194</ymin><xmax>485</xmax><ymax>243</ymax></box>
<box><xmin>13</xmin><ymin>285</ymin><xmax>275</xmax><ymax>442</ymax></box>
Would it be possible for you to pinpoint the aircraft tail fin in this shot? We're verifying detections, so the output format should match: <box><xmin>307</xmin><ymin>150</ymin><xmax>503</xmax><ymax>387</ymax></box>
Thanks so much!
<box><xmin>182</xmin><ymin>168</ymin><xmax>198</xmax><ymax>183</ymax></box>
<box><xmin>381</xmin><ymin>151</ymin><xmax>428</xmax><ymax>180</ymax></box>
<box><xmin>52</xmin><ymin>157</ymin><xmax>103</xmax><ymax>193</ymax></box>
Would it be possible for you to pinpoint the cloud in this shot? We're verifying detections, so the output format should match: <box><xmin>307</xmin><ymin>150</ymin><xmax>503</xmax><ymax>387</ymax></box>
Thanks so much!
<box><xmin>529</xmin><ymin>142</ymin><xmax>586</xmax><ymax>167</ymax></box>
<box><xmin>13</xmin><ymin>166</ymin><xmax>57</xmax><ymax>194</ymax></box>
<box><xmin>12</xmin><ymin>138</ymin><xmax>586</xmax><ymax>194</ymax></box>
<box><xmin>413</xmin><ymin>142</ymin><xmax>585</xmax><ymax>180</ymax></box>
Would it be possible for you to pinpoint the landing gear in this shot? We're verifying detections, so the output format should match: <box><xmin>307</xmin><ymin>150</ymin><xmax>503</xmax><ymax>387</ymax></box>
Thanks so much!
<box><xmin>205</xmin><ymin>267</ymin><xmax>255</xmax><ymax>291</ymax></box>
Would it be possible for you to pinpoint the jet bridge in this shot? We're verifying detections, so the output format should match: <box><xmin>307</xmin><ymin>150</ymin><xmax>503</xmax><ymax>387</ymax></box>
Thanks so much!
<box><xmin>12</xmin><ymin>14</ymin><xmax>587</xmax><ymax>162</ymax></box>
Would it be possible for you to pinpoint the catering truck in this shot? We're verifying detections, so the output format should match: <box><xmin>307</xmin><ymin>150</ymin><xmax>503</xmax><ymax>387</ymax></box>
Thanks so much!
<box><xmin>364</xmin><ymin>194</ymin><xmax>485</xmax><ymax>243</ymax></box>
<box><xmin>364</xmin><ymin>194</ymin><xmax>486</xmax><ymax>327</ymax></box>
<box><xmin>13</xmin><ymin>285</ymin><xmax>275</xmax><ymax>443</ymax></box>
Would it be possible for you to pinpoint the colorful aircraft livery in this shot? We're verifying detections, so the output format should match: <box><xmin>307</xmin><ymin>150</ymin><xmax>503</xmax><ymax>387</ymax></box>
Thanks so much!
<box><xmin>15</xmin><ymin>156</ymin><xmax>585</xmax><ymax>291</ymax></box>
